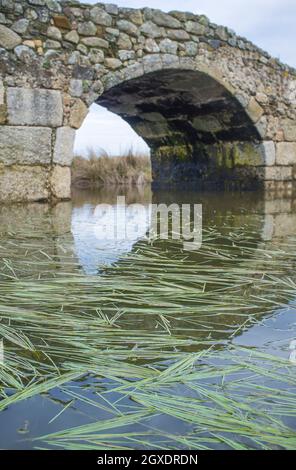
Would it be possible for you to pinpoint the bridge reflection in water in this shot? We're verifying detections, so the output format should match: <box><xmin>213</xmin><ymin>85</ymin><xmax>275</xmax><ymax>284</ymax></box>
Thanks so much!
<box><xmin>0</xmin><ymin>186</ymin><xmax>296</xmax><ymax>353</ymax></box>
<box><xmin>1</xmin><ymin>187</ymin><xmax>296</xmax><ymax>449</ymax></box>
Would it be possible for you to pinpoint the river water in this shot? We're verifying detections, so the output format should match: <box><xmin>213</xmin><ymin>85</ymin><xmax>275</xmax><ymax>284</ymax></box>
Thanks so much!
<box><xmin>0</xmin><ymin>186</ymin><xmax>295</xmax><ymax>449</ymax></box>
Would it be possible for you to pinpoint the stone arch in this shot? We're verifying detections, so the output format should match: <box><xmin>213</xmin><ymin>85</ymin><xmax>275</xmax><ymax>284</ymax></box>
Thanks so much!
<box><xmin>0</xmin><ymin>0</ymin><xmax>295</xmax><ymax>201</ymax></box>
<box><xmin>97</xmin><ymin>62</ymin><xmax>271</xmax><ymax>188</ymax></box>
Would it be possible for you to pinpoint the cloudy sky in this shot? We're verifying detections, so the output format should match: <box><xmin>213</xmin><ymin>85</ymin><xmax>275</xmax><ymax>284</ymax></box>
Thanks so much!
<box><xmin>75</xmin><ymin>0</ymin><xmax>296</xmax><ymax>157</ymax></box>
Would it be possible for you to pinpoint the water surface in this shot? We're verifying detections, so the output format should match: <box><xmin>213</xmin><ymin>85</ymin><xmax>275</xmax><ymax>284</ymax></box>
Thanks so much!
<box><xmin>0</xmin><ymin>187</ymin><xmax>295</xmax><ymax>450</ymax></box>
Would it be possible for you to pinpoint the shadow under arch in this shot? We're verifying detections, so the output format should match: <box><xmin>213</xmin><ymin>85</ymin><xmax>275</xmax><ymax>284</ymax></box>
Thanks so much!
<box><xmin>98</xmin><ymin>67</ymin><xmax>266</xmax><ymax>190</ymax></box>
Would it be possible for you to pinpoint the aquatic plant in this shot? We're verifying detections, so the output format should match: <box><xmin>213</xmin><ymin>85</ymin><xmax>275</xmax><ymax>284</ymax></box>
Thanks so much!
<box><xmin>0</xmin><ymin>218</ymin><xmax>295</xmax><ymax>449</ymax></box>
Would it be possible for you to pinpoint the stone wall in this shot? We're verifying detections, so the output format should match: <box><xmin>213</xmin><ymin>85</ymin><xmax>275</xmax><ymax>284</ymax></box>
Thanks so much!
<box><xmin>0</xmin><ymin>0</ymin><xmax>296</xmax><ymax>201</ymax></box>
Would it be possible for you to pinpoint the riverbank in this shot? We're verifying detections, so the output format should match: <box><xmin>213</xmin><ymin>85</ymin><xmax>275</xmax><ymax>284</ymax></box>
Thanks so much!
<box><xmin>72</xmin><ymin>151</ymin><xmax>152</xmax><ymax>189</ymax></box>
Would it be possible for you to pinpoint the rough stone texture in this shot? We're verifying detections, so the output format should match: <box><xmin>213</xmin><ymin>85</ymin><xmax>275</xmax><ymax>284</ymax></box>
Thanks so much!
<box><xmin>14</xmin><ymin>45</ymin><xmax>36</xmax><ymax>62</ymax></box>
<box><xmin>0</xmin><ymin>79</ymin><xmax>6</xmax><ymax>124</ymax></box>
<box><xmin>0</xmin><ymin>127</ymin><xmax>52</xmax><ymax>165</ymax></box>
<box><xmin>65</xmin><ymin>30</ymin><xmax>79</xmax><ymax>44</ymax></box>
<box><xmin>0</xmin><ymin>166</ymin><xmax>49</xmax><ymax>202</ymax></box>
<box><xmin>0</xmin><ymin>24</ymin><xmax>21</xmax><ymax>49</ymax></box>
<box><xmin>147</xmin><ymin>11</ymin><xmax>181</xmax><ymax>29</ymax></box>
<box><xmin>81</xmin><ymin>37</ymin><xmax>108</xmax><ymax>48</ymax></box>
<box><xmin>0</xmin><ymin>1</ymin><xmax>295</xmax><ymax>201</ymax></box>
<box><xmin>70</xmin><ymin>99</ymin><xmax>88</xmax><ymax>129</ymax></box>
<box><xmin>7</xmin><ymin>88</ymin><xmax>63</xmax><ymax>127</ymax></box>
<box><xmin>264</xmin><ymin>166</ymin><xmax>293</xmax><ymax>181</ymax></box>
<box><xmin>260</xmin><ymin>141</ymin><xmax>276</xmax><ymax>166</ymax></box>
<box><xmin>185</xmin><ymin>21</ymin><xmax>205</xmax><ymax>35</ymax></box>
<box><xmin>282</xmin><ymin>119</ymin><xmax>296</xmax><ymax>142</ymax></box>
<box><xmin>69</xmin><ymin>79</ymin><xmax>83</xmax><ymax>98</ymax></box>
<box><xmin>78</xmin><ymin>22</ymin><xmax>97</xmax><ymax>37</ymax></box>
<box><xmin>47</xmin><ymin>26</ymin><xmax>62</xmax><ymax>41</ymax></box>
<box><xmin>140</xmin><ymin>22</ymin><xmax>165</xmax><ymax>38</ymax></box>
<box><xmin>276</xmin><ymin>142</ymin><xmax>296</xmax><ymax>165</ymax></box>
<box><xmin>246</xmin><ymin>98</ymin><xmax>264</xmax><ymax>123</ymax></box>
<box><xmin>53</xmin><ymin>127</ymin><xmax>75</xmax><ymax>166</ymax></box>
<box><xmin>50</xmin><ymin>165</ymin><xmax>71</xmax><ymax>199</ymax></box>
<box><xmin>12</xmin><ymin>19</ymin><xmax>29</xmax><ymax>34</ymax></box>
<box><xmin>90</xmin><ymin>7</ymin><xmax>112</xmax><ymax>26</ymax></box>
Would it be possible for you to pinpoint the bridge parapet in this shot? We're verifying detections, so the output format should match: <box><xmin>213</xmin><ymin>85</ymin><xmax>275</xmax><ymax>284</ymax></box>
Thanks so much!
<box><xmin>0</xmin><ymin>1</ymin><xmax>296</xmax><ymax>201</ymax></box>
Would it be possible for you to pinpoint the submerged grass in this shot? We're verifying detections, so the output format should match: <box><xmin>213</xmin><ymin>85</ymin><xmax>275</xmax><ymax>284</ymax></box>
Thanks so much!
<box><xmin>0</xmin><ymin>217</ymin><xmax>296</xmax><ymax>449</ymax></box>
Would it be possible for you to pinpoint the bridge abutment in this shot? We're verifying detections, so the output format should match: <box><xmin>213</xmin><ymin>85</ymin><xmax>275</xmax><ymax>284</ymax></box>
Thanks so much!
<box><xmin>0</xmin><ymin>85</ymin><xmax>83</xmax><ymax>202</ymax></box>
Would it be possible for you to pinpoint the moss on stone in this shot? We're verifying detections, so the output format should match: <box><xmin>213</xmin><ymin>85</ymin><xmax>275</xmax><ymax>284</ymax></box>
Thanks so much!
<box><xmin>155</xmin><ymin>144</ymin><xmax>193</xmax><ymax>161</ymax></box>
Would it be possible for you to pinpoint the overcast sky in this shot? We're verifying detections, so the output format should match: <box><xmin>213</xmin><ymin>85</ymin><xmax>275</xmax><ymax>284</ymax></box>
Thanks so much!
<box><xmin>75</xmin><ymin>0</ymin><xmax>296</xmax><ymax>157</ymax></box>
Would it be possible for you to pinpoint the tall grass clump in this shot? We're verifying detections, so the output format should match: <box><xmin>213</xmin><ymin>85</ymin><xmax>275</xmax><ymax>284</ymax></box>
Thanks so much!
<box><xmin>72</xmin><ymin>148</ymin><xmax>152</xmax><ymax>189</ymax></box>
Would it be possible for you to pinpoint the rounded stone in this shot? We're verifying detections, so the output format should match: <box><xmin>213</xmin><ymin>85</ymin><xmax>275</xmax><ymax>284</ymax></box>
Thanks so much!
<box><xmin>14</xmin><ymin>45</ymin><xmax>36</xmax><ymax>62</ymax></box>
<box><xmin>78</xmin><ymin>22</ymin><xmax>97</xmax><ymax>36</ymax></box>
<box><xmin>105</xmin><ymin>58</ymin><xmax>122</xmax><ymax>70</ymax></box>
<box><xmin>64</xmin><ymin>30</ymin><xmax>80</xmax><ymax>44</ymax></box>
<box><xmin>0</xmin><ymin>24</ymin><xmax>21</xmax><ymax>49</ymax></box>
<box><xmin>159</xmin><ymin>38</ymin><xmax>178</xmax><ymax>55</ymax></box>
<box><xmin>12</xmin><ymin>19</ymin><xmax>29</xmax><ymax>34</ymax></box>
<box><xmin>140</xmin><ymin>22</ymin><xmax>165</xmax><ymax>39</ymax></box>
<box><xmin>47</xmin><ymin>26</ymin><xmax>62</xmax><ymax>41</ymax></box>
<box><xmin>117</xmin><ymin>19</ymin><xmax>138</xmax><ymax>36</ymax></box>
<box><xmin>90</xmin><ymin>6</ymin><xmax>112</xmax><ymax>27</ymax></box>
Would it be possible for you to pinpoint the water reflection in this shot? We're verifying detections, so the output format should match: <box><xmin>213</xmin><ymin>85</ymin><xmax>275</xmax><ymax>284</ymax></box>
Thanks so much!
<box><xmin>1</xmin><ymin>187</ymin><xmax>296</xmax><ymax>449</ymax></box>
<box><xmin>1</xmin><ymin>187</ymin><xmax>296</xmax><ymax>277</ymax></box>
<box><xmin>71</xmin><ymin>187</ymin><xmax>152</xmax><ymax>274</ymax></box>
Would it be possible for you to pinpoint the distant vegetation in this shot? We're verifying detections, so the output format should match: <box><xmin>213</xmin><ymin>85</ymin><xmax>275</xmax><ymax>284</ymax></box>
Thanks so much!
<box><xmin>72</xmin><ymin>148</ymin><xmax>152</xmax><ymax>189</ymax></box>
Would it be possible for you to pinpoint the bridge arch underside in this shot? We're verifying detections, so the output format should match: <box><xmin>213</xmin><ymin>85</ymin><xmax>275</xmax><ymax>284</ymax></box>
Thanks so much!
<box><xmin>99</xmin><ymin>69</ymin><xmax>265</xmax><ymax>190</ymax></box>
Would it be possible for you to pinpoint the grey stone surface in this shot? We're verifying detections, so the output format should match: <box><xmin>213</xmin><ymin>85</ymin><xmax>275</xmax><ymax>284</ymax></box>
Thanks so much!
<box><xmin>140</xmin><ymin>21</ymin><xmax>165</xmax><ymax>38</ymax></box>
<box><xmin>14</xmin><ymin>45</ymin><xmax>36</xmax><ymax>62</ymax></box>
<box><xmin>89</xmin><ymin>48</ymin><xmax>104</xmax><ymax>64</ymax></box>
<box><xmin>70</xmin><ymin>99</ymin><xmax>88</xmax><ymax>128</ymax></box>
<box><xmin>0</xmin><ymin>80</ymin><xmax>4</xmax><ymax>105</ymax></box>
<box><xmin>105</xmin><ymin>4</ymin><xmax>119</xmax><ymax>15</ymax></box>
<box><xmin>53</xmin><ymin>127</ymin><xmax>75</xmax><ymax>166</ymax></box>
<box><xmin>90</xmin><ymin>6</ymin><xmax>112</xmax><ymax>26</ymax></box>
<box><xmin>148</xmin><ymin>11</ymin><xmax>181</xmax><ymax>29</ymax></box>
<box><xmin>144</xmin><ymin>38</ymin><xmax>160</xmax><ymax>53</ymax></box>
<box><xmin>264</xmin><ymin>166</ymin><xmax>293</xmax><ymax>181</ymax></box>
<box><xmin>78</xmin><ymin>22</ymin><xmax>97</xmax><ymax>36</ymax></box>
<box><xmin>0</xmin><ymin>126</ymin><xmax>52</xmax><ymax>165</ymax></box>
<box><xmin>117</xmin><ymin>19</ymin><xmax>138</xmax><ymax>36</ymax></box>
<box><xmin>117</xmin><ymin>32</ymin><xmax>132</xmax><ymax>49</ymax></box>
<box><xmin>64</xmin><ymin>30</ymin><xmax>80</xmax><ymax>44</ymax></box>
<box><xmin>44</xmin><ymin>39</ymin><xmax>61</xmax><ymax>49</ymax></box>
<box><xmin>81</xmin><ymin>37</ymin><xmax>108</xmax><ymax>48</ymax></box>
<box><xmin>118</xmin><ymin>49</ymin><xmax>135</xmax><ymax>61</ymax></box>
<box><xmin>0</xmin><ymin>24</ymin><xmax>21</xmax><ymax>49</ymax></box>
<box><xmin>260</xmin><ymin>141</ymin><xmax>276</xmax><ymax>166</ymax></box>
<box><xmin>185</xmin><ymin>21</ymin><xmax>206</xmax><ymax>35</ymax></box>
<box><xmin>282</xmin><ymin>119</ymin><xmax>296</xmax><ymax>141</ymax></box>
<box><xmin>0</xmin><ymin>166</ymin><xmax>49</xmax><ymax>202</ymax></box>
<box><xmin>183</xmin><ymin>41</ymin><xmax>198</xmax><ymax>56</ymax></box>
<box><xmin>47</xmin><ymin>26</ymin><xmax>62</xmax><ymax>40</ymax></box>
<box><xmin>167</xmin><ymin>29</ymin><xmax>190</xmax><ymax>41</ymax></box>
<box><xmin>159</xmin><ymin>38</ymin><xmax>178</xmax><ymax>54</ymax></box>
<box><xmin>50</xmin><ymin>165</ymin><xmax>71</xmax><ymax>199</ymax></box>
<box><xmin>69</xmin><ymin>79</ymin><xmax>83</xmax><ymax>98</ymax></box>
<box><xmin>12</xmin><ymin>19</ymin><xmax>29</xmax><ymax>34</ymax></box>
<box><xmin>104</xmin><ymin>58</ymin><xmax>122</xmax><ymax>70</ymax></box>
<box><xmin>276</xmin><ymin>142</ymin><xmax>296</xmax><ymax>165</ymax></box>
<box><xmin>7</xmin><ymin>88</ymin><xmax>63</xmax><ymax>127</ymax></box>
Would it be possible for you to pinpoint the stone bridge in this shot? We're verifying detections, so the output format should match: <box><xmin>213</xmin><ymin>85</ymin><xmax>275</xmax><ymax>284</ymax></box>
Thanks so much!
<box><xmin>0</xmin><ymin>0</ymin><xmax>296</xmax><ymax>202</ymax></box>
